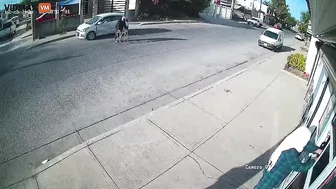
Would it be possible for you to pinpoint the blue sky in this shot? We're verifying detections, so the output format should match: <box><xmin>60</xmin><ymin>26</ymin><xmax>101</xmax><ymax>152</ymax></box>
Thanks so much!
<box><xmin>0</xmin><ymin>0</ymin><xmax>21</xmax><ymax>10</ymax></box>
<box><xmin>264</xmin><ymin>0</ymin><xmax>308</xmax><ymax>20</ymax></box>
<box><xmin>286</xmin><ymin>0</ymin><xmax>308</xmax><ymax>20</ymax></box>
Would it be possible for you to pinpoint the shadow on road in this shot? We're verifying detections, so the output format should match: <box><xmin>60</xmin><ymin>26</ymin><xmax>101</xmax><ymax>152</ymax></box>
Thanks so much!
<box><xmin>278</xmin><ymin>46</ymin><xmax>296</xmax><ymax>53</ymax></box>
<box><xmin>128</xmin><ymin>37</ymin><xmax>187</xmax><ymax>44</ymax></box>
<box><xmin>128</xmin><ymin>28</ymin><xmax>172</xmax><ymax>35</ymax></box>
<box><xmin>0</xmin><ymin>53</ymin><xmax>83</xmax><ymax>77</ymax></box>
<box><xmin>94</xmin><ymin>28</ymin><xmax>172</xmax><ymax>40</ymax></box>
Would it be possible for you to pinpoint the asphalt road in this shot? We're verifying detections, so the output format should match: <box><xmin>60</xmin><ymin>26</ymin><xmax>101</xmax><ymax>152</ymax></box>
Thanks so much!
<box><xmin>0</xmin><ymin>23</ymin><xmax>296</xmax><ymax>166</ymax></box>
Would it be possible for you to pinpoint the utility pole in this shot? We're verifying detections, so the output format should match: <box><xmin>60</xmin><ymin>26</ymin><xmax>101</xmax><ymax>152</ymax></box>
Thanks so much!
<box><xmin>31</xmin><ymin>10</ymin><xmax>37</xmax><ymax>40</ymax></box>
<box><xmin>79</xmin><ymin>0</ymin><xmax>84</xmax><ymax>23</ymax></box>
<box><xmin>230</xmin><ymin>0</ymin><xmax>235</xmax><ymax>19</ymax></box>
<box><xmin>252</xmin><ymin>0</ymin><xmax>254</xmax><ymax>17</ymax></box>
<box><xmin>259</xmin><ymin>0</ymin><xmax>262</xmax><ymax>18</ymax></box>
<box><xmin>56</xmin><ymin>2</ymin><xmax>60</xmax><ymax>32</ymax></box>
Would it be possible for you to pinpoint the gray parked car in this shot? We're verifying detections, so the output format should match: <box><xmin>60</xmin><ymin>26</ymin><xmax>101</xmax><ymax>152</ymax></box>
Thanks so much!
<box><xmin>0</xmin><ymin>20</ymin><xmax>16</xmax><ymax>40</ymax></box>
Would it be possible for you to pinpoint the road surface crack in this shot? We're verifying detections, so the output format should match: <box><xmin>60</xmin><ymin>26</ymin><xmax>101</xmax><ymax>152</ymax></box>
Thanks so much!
<box><xmin>189</xmin><ymin>155</ymin><xmax>218</xmax><ymax>179</ymax></box>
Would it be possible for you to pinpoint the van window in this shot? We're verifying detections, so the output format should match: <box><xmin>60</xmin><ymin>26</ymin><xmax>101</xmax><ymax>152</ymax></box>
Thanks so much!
<box><xmin>263</xmin><ymin>30</ymin><xmax>278</xmax><ymax>40</ymax></box>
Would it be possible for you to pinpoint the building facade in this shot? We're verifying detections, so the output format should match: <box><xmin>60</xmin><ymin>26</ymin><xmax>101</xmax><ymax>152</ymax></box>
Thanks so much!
<box><xmin>84</xmin><ymin>0</ymin><xmax>126</xmax><ymax>18</ymax></box>
<box><xmin>277</xmin><ymin>41</ymin><xmax>336</xmax><ymax>189</ymax></box>
<box><xmin>274</xmin><ymin>0</ymin><xmax>336</xmax><ymax>187</ymax></box>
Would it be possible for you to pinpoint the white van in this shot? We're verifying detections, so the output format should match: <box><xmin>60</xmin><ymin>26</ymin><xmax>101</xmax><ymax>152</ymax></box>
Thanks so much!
<box><xmin>76</xmin><ymin>13</ymin><xmax>124</xmax><ymax>40</ymax></box>
<box><xmin>258</xmin><ymin>28</ymin><xmax>284</xmax><ymax>51</ymax></box>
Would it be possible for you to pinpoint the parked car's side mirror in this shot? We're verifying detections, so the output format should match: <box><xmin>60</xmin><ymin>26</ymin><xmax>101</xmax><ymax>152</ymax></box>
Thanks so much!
<box><xmin>97</xmin><ymin>21</ymin><xmax>102</xmax><ymax>25</ymax></box>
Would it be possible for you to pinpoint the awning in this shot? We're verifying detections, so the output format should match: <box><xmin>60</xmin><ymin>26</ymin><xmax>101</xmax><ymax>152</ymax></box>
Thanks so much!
<box><xmin>308</xmin><ymin>0</ymin><xmax>336</xmax><ymax>44</ymax></box>
<box><xmin>60</xmin><ymin>0</ymin><xmax>79</xmax><ymax>6</ymax></box>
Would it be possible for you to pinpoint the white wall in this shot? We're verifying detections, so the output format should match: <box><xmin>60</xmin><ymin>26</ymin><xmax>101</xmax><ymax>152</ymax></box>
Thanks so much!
<box><xmin>305</xmin><ymin>37</ymin><xmax>319</xmax><ymax>75</ymax></box>
<box><xmin>236</xmin><ymin>0</ymin><xmax>265</xmax><ymax>11</ymax></box>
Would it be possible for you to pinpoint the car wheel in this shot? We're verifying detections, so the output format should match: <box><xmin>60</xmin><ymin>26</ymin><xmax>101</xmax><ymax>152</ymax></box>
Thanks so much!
<box><xmin>87</xmin><ymin>31</ymin><xmax>96</xmax><ymax>40</ymax></box>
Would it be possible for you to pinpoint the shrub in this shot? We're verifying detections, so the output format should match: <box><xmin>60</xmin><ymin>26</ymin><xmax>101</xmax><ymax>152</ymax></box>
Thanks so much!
<box><xmin>287</xmin><ymin>53</ymin><xmax>306</xmax><ymax>72</ymax></box>
<box><xmin>139</xmin><ymin>0</ymin><xmax>210</xmax><ymax>18</ymax></box>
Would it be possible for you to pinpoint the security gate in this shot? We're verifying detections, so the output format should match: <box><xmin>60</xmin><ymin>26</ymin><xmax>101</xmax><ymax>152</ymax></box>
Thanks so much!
<box><xmin>97</xmin><ymin>0</ymin><xmax>125</xmax><ymax>14</ymax></box>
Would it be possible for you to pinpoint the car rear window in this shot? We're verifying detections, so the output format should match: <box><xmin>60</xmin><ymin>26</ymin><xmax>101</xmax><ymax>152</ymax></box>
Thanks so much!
<box><xmin>263</xmin><ymin>30</ymin><xmax>278</xmax><ymax>40</ymax></box>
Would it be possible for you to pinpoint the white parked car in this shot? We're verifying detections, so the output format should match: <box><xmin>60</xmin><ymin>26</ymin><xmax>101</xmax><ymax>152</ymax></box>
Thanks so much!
<box><xmin>258</xmin><ymin>28</ymin><xmax>284</xmax><ymax>51</ymax></box>
<box><xmin>76</xmin><ymin>13</ymin><xmax>124</xmax><ymax>40</ymax></box>
<box><xmin>247</xmin><ymin>17</ymin><xmax>262</xmax><ymax>28</ymax></box>
<box><xmin>0</xmin><ymin>20</ymin><xmax>16</xmax><ymax>39</ymax></box>
<box><xmin>295</xmin><ymin>33</ymin><xmax>304</xmax><ymax>41</ymax></box>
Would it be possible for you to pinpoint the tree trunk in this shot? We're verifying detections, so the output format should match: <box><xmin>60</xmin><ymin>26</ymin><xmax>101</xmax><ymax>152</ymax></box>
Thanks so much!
<box><xmin>134</xmin><ymin>0</ymin><xmax>140</xmax><ymax>18</ymax></box>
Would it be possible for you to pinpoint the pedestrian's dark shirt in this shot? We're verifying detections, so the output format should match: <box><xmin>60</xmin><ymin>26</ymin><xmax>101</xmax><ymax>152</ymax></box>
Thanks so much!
<box><xmin>255</xmin><ymin>141</ymin><xmax>318</xmax><ymax>189</ymax></box>
<box><xmin>116</xmin><ymin>18</ymin><xmax>125</xmax><ymax>31</ymax></box>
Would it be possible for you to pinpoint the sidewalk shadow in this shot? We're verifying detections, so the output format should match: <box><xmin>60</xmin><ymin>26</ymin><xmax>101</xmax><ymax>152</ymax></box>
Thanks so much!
<box><xmin>206</xmin><ymin>126</ymin><xmax>302</xmax><ymax>189</ymax></box>
<box><xmin>206</xmin><ymin>143</ymin><xmax>279</xmax><ymax>189</ymax></box>
<box><xmin>128</xmin><ymin>37</ymin><xmax>186</xmax><ymax>44</ymax></box>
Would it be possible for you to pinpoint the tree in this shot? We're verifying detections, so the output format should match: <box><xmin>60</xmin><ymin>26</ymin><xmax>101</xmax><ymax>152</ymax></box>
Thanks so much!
<box><xmin>297</xmin><ymin>11</ymin><xmax>310</xmax><ymax>34</ymax></box>
<box><xmin>298</xmin><ymin>23</ymin><xmax>308</xmax><ymax>33</ymax></box>
<box><xmin>135</xmin><ymin>0</ymin><xmax>211</xmax><ymax>18</ymax></box>
<box><xmin>268</xmin><ymin>0</ymin><xmax>289</xmax><ymax>24</ymax></box>
<box><xmin>285</xmin><ymin>15</ymin><xmax>297</xmax><ymax>28</ymax></box>
<box><xmin>300</xmin><ymin>11</ymin><xmax>310</xmax><ymax>24</ymax></box>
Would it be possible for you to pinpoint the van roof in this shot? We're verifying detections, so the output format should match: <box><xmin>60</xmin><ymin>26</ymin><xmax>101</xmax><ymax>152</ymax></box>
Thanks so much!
<box><xmin>266</xmin><ymin>27</ymin><xmax>283</xmax><ymax>34</ymax></box>
<box><xmin>98</xmin><ymin>12</ymin><xmax>124</xmax><ymax>17</ymax></box>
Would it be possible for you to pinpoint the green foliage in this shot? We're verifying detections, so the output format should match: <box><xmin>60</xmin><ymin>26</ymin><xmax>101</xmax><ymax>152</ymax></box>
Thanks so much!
<box><xmin>268</xmin><ymin>0</ymin><xmax>296</xmax><ymax>28</ymax></box>
<box><xmin>286</xmin><ymin>16</ymin><xmax>297</xmax><ymax>28</ymax></box>
<box><xmin>268</xmin><ymin>0</ymin><xmax>289</xmax><ymax>24</ymax></box>
<box><xmin>140</xmin><ymin>0</ymin><xmax>210</xmax><ymax>18</ymax></box>
<box><xmin>20</xmin><ymin>0</ymin><xmax>34</xmax><ymax>5</ymax></box>
<box><xmin>298</xmin><ymin>23</ymin><xmax>308</xmax><ymax>33</ymax></box>
<box><xmin>182</xmin><ymin>0</ymin><xmax>211</xmax><ymax>17</ymax></box>
<box><xmin>300</xmin><ymin>11</ymin><xmax>310</xmax><ymax>24</ymax></box>
<box><xmin>287</xmin><ymin>53</ymin><xmax>306</xmax><ymax>72</ymax></box>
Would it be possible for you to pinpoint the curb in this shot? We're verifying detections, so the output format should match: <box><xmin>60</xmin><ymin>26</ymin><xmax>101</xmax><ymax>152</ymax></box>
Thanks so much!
<box><xmin>28</xmin><ymin>33</ymin><xmax>76</xmax><ymax>49</ymax></box>
<box><xmin>281</xmin><ymin>70</ymin><xmax>308</xmax><ymax>83</ymax></box>
<box><xmin>0</xmin><ymin>37</ymin><xmax>30</xmax><ymax>54</ymax></box>
<box><xmin>139</xmin><ymin>20</ymin><xmax>198</xmax><ymax>26</ymax></box>
<box><xmin>0</xmin><ymin>33</ymin><xmax>75</xmax><ymax>54</ymax></box>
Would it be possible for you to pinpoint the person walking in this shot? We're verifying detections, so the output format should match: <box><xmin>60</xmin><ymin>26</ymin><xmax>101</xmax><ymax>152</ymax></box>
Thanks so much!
<box><xmin>115</xmin><ymin>16</ymin><xmax>126</xmax><ymax>42</ymax></box>
<box><xmin>254</xmin><ymin>126</ymin><xmax>323</xmax><ymax>189</ymax></box>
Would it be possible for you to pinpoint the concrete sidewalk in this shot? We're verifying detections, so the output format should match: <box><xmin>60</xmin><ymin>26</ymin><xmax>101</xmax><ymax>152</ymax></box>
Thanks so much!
<box><xmin>4</xmin><ymin>51</ymin><xmax>307</xmax><ymax>189</ymax></box>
